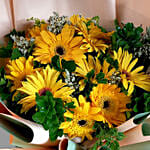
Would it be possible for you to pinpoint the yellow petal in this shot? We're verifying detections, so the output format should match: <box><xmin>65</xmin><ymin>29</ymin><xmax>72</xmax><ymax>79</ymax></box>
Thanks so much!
<box><xmin>127</xmin><ymin>58</ymin><xmax>138</xmax><ymax>72</ymax></box>
<box><xmin>122</xmin><ymin>78</ymin><xmax>128</xmax><ymax>89</ymax></box>
<box><xmin>131</xmin><ymin>66</ymin><xmax>144</xmax><ymax>75</ymax></box>
<box><xmin>128</xmin><ymin>81</ymin><xmax>134</xmax><ymax>96</ymax></box>
<box><xmin>64</xmin><ymin>110</ymin><xmax>73</xmax><ymax>118</ymax></box>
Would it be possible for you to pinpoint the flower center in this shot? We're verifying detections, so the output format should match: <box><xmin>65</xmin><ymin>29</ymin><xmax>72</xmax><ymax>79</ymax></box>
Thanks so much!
<box><xmin>39</xmin><ymin>88</ymin><xmax>50</xmax><ymax>96</ymax></box>
<box><xmin>56</xmin><ymin>46</ymin><xmax>65</xmax><ymax>55</ymax></box>
<box><xmin>103</xmin><ymin>100</ymin><xmax>109</xmax><ymax>109</ymax></box>
<box><xmin>78</xmin><ymin>120</ymin><xmax>87</xmax><ymax>126</ymax></box>
<box><xmin>122</xmin><ymin>70</ymin><xmax>130</xmax><ymax>78</ymax></box>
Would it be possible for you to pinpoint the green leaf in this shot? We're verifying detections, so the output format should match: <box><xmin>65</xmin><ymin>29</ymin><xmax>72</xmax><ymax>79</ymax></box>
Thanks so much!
<box><xmin>32</xmin><ymin>112</ymin><xmax>47</xmax><ymax>124</ymax></box>
<box><xmin>32</xmin><ymin>91</ymin><xmax>65</xmax><ymax>141</ymax></box>
<box><xmin>11</xmin><ymin>48</ymin><xmax>23</xmax><ymax>60</ymax></box>
<box><xmin>64</xmin><ymin>102</ymin><xmax>76</xmax><ymax>109</ymax></box>
<box><xmin>96</xmin><ymin>72</ymin><xmax>105</xmax><ymax>79</ymax></box>
<box><xmin>0</xmin><ymin>78</ymin><xmax>6</xmax><ymax>85</ymax></box>
<box><xmin>86</xmin><ymin>69</ymin><xmax>95</xmax><ymax>79</ymax></box>
<box><xmin>133</xmin><ymin>112</ymin><xmax>150</xmax><ymax>124</ymax></box>
<box><xmin>96</xmin><ymin>72</ymin><xmax>107</xmax><ymax>84</ymax></box>
<box><xmin>142</xmin><ymin>122</ymin><xmax>150</xmax><ymax>136</ymax></box>
<box><xmin>100</xmin><ymin>146</ymin><xmax>111</xmax><ymax>150</ymax></box>
<box><xmin>51</xmin><ymin>55</ymin><xmax>61</xmax><ymax>71</ymax></box>
<box><xmin>62</xmin><ymin>59</ymin><xmax>76</xmax><ymax>72</ymax></box>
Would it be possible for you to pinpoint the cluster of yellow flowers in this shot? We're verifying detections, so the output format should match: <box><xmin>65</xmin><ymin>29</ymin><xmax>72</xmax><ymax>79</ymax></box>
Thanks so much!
<box><xmin>5</xmin><ymin>14</ymin><xmax>150</xmax><ymax>141</ymax></box>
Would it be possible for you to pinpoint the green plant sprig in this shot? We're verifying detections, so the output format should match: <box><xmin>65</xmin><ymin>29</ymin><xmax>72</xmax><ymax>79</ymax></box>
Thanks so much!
<box><xmin>112</xmin><ymin>20</ymin><xmax>143</xmax><ymax>52</ymax></box>
<box><xmin>32</xmin><ymin>91</ymin><xmax>76</xmax><ymax>141</ymax></box>
<box><xmin>91</xmin><ymin>122</ymin><xmax>125</xmax><ymax>150</ymax></box>
<box><xmin>32</xmin><ymin>91</ymin><xmax>65</xmax><ymax>141</ymax></box>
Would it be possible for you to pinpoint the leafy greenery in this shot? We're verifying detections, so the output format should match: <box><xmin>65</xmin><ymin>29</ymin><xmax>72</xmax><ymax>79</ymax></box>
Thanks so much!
<box><xmin>0</xmin><ymin>67</ymin><xmax>12</xmax><ymax>101</ymax></box>
<box><xmin>133</xmin><ymin>27</ymin><xmax>150</xmax><ymax>70</ymax></box>
<box><xmin>0</xmin><ymin>40</ymin><xmax>13</xmax><ymax>58</ymax></box>
<box><xmin>32</xmin><ymin>91</ymin><xmax>65</xmax><ymax>141</ymax></box>
<box><xmin>98</xmin><ymin>53</ymin><xmax>119</xmax><ymax>70</ymax></box>
<box><xmin>91</xmin><ymin>122</ymin><xmax>125</xmax><ymax>150</ymax></box>
<box><xmin>86</xmin><ymin>69</ymin><xmax>95</xmax><ymax>80</ymax></box>
<box><xmin>11</xmin><ymin>48</ymin><xmax>23</xmax><ymax>60</ymax></box>
<box><xmin>64</xmin><ymin>101</ymin><xmax>76</xmax><ymax>109</ymax></box>
<box><xmin>51</xmin><ymin>55</ymin><xmax>76</xmax><ymax>72</ymax></box>
<box><xmin>6</xmin><ymin>29</ymin><xmax>25</xmax><ymax>38</ymax></box>
<box><xmin>51</xmin><ymin>55</ymin><xmax>61</xmax><ymax>71</ymax></box>
<box><xmin>86</xmin><ymin>16</ymin><xmax>107</xmax><ymax>33</ymax></box>
<box><xmin>61</xmin><ymin>59</ymin><xmax>76</xmax><ymax>72</ymax></box>
<box><xmin>132</xmin><ymin>92</ymin><xmax>150</xmax><ymax>113</ymax></box>
<box><xmin>82</xmin><ymin>69</ymin><xmax>96</xmax><ymax>98</ymax></box>
<box><xmin>27</xmin><ymin>17</ymin><xmax>45</xmax><ymax>27</ymax></box>
<box><xmin>112</xmin><ymin>20</ymin><xmax>143</xmax><ymax>52</ymax></box>
<box><xmin>96</xmin><ymin>72</ymin><xmax>108</xmax><ymax>84</ymax></box>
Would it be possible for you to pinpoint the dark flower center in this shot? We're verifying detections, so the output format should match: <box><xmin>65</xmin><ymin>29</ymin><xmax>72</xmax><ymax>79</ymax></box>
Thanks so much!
<box><xmin>103</xmin><ymin>100</ymin><xmax>109</xmax><ymax>109</ymax></box>
<box><xmin>56</xmin><ymin>46</ymin><xmax>65</xmax><ymax>55</ymax></box>
<box><xmin>122</xmin><ymin>70</ymin><xmax>130</xmax><ymax>78</ymax></box>
<box><xmin>39</xmin><ymin>88</ymin><xmax>50</xmax><ymax>96</ymax></box>
<box><xmin>78</xmin><ymin>120</ymin><xmax>87</xmax><ymax>126</ymax></box>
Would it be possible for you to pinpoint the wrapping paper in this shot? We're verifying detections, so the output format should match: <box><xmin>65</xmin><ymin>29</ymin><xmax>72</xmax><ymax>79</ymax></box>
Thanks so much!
<box><xmin>0</xmin><ymin>0</ymin><xmax>150</xmax><ymax>149</ymax></box>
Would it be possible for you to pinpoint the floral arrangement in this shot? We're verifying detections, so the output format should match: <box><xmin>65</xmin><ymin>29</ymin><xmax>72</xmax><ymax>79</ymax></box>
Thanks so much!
<box><xmin>0</xmin><ymin>12</ymin><xmax>150</xmax><ymax>150</ymax></box>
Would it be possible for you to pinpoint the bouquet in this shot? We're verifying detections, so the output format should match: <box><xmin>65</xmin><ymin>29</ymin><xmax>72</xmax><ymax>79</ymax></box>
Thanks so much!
<box><xmin>0</xmin><ymin>12</ymin><xmax>150</xmax><ymax>150</ymax></box>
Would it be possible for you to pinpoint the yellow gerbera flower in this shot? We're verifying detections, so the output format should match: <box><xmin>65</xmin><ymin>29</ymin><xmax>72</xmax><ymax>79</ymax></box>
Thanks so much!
<box><xmin>59</xmin><ymin>95</ymin><xmax>103</xmax><ymax>141</ymax></box>
<box><xmin>90</xmin><ymin>84</ymin><xmax>131</xmax><ymax>127</ymax></box>
<box><xmin>33</xmin><ymin>24</ymin><xmax>85</xmax><ymax>64</ymax></box>
<box><xmin>17</xmin><ymin>65</ymin><xmax>74</xmax><ymax>113</ymax></box>
<box><xmin>70</xmin><ymin>15</ymin><xmax>109</xmax><ymax>53</ymax></box>
<box><xmin>114</xmin><ymin>47</ymin><xmax>150</xmax><ymax>96</ymax></box>
<box><xmin>27</xmin><ymin>24</ymin><xmax>48</xmax><ymax>38</ymax></box>
<box><xmin>76</xmin><ymin>55</ymin><xmax>116</xmax><ymax>90</ymax></box>
<box><xmin>6</xmin><ymin>56</ymin><xmax>36</xmax><ymax>91</ymax></box>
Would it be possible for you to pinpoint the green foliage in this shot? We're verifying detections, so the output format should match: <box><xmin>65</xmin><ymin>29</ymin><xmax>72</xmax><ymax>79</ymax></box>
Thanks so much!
<box><xmin>51</xmin><ymin>55</ymin><xmax>76</xmax><ymax>72</ymax></box>
<box><xmin>51</xmin><ymin>55</ymin><xmax>61</xmax><ymax>71</ymax></box>
<box><xmin>0</xmin><ymin>40</ymin><xmax>13</xmax><ymax>58</ymax></box>
<box><xmin>32</xmin><ymin>91</ymin><xmax>65</xmax><ymax>141</ymax></box>
<box><xmin>105</xmin><ymin>54</ymin><xmax>118</xmax><ymax>70</ymax></box>
<box><xmin>112</xmin><ymin>20</ymin><xmax>143</xmax><ymax>52</ymax></box>
<box><xmin>98</xmin><ymin>53</ymin><xmax>119</xmax><ymax>70</ymax></box>
<box><xmin>86</xmin><ymin>69</ymin><xmax>95</xmax><ymax>80</ymax></box>
<box><xmin>61</xmin><ymin>59</ymin><xmax>76</xmax><ymax>72</ymax></box>
<box><xmin>132</xmin><ymin>92</ymin><xmax>150</xmax><ymax>113</ymax></box>
<box><xmin>6</xmin><ymin>29</ymin><xmax>25</xmax><ymax>37</ymax></box>
<box><xmin>64</xmin><ymin>101</ymin><xmax>76</xmax><ymax>109</ymax></box>
<box><xmin>133</xmin><ymin>26</ymin><xmax>150</xmax><ymax>70</ymax></box>
<box><xmin>96</xmin><ymin>72</ymin><xmax>108</xmax><ymax>84</ymax></box>
<box><xmin>0</xmin><ymin>67</ymin><xmax>12</xmax><ymax>101</ymax></box>
<box><xmin>11</xmin><ymin>48</ymin><xmax>23</xmax><ymax>60</ymax></box>
<box><xmin>91</xmin><ymin>122</ymin><xmax>125</xmax><ymax>150</ymax></box>
<box><xmin>86</xmin><ymin>16</ymin><xmax>107</xmax><ymax>33</ymax></box>
<box><xmin>82</xmin><ymin>69</ymin><xmax>97</xmax><ymax>98</ymax></box>
<box><xmin>27</xmin><ymin>17</ymin><xmax>45</xmax><ymax>27</ymax></box>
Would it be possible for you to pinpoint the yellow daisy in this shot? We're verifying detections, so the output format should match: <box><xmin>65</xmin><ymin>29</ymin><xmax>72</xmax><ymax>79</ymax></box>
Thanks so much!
<box><xmin>76</xmin><ymin>55</ymin><xmax>116</xmax><ymax>90</ymax></box>
<box><xmin>59</xmin><ymin>95</ymin><xmax>102</xmax><ymax>141</ymax></box>
<box><xmin>27</xmin><ymin>24</ymin><xmax>48</xmax><ymax>38</ymax></box>
<box><xmin>114</xmin><ymin>47</ymin><xmax>150</xmax><ymax>96</ymax></box>
<box><xmin>90</xmin><ymin>84</ymin><xmax>131</xmax><ymax>127</ymax></box>
<box><xmin>70</xmin><ymin>15</ymin><xmax>109</xmax><ymax>53</ymax></box>
<box><xmin>33</xmin><ymin>24</ymin><xmax>85</xmax><ymax>64</ymax></box>
<box><xmin>6</xmin><ymin>56</ymin><xmax>36</xmax><ymax>91</ymax></box>
<box><xmin>17</xmin><ymin>65</ymin><xmax>74</xmax><ymax>113</ymax></box>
